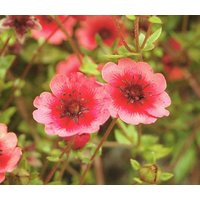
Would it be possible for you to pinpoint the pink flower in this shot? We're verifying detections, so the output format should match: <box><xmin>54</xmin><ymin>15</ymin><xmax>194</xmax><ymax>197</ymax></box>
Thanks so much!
<box><xmin>64</xmin><ymin>133</ymin><xmax>90</xmax><ymax>150</ymax></box>
<box><xmin>0</xmin><ymin>123</ymin><xmax>22</xmax><ymax>183</ymax></box>
<box><xmin>32</xmin><ymin>16</ymin><xmax>76</xmax><ymax>45</ymax></box>
<box><xmin>56</xmin><ymin>54</ymin><xmax>81</xmax><ymax>76</ymax></box>
<box><xmin>76</xmin><ymin>16</ymin><xmax>121</xmax><ymax>50</ymax></box>
<box><xmin>33</xmin><ymin>72</ymin><xmax>110</xmax><ymax>137</ymax></box>
<box><xmin>102</xmin><ymin>58</ymin><xmax>171</xmax><ymax>125</ymax></box>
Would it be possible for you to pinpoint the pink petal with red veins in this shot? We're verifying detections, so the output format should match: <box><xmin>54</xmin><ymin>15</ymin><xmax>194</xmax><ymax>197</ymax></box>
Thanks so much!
<box><xmin>5</xmin><ymin>147</ymin><xmax>22</xmax><ymax>172</ymax></box>
<box><xmin>33</xmin><ymin>92</ymin><xmax>57</xmax><ymax>109</ymax></box>
<box><xmin>0</xmin><ymin>173</ymin><xmax>5</xmax><ymax>183</ymax></box>
<box><xmin>118</xmin><ymin>109</ymin><xmax>157</xmax><ymax>125</ymax></box>
<box><xmin>0</xmin><ymin>132</ymin><xmax>17</xmax><ymax>152</ymax></box>
<box><xmin>102</xmin><ymin>62</ymin><xmax>122</xmax><ymax>83</ymax></box>
<box><xmin>146</xmin><ymin>92</ymin><xmax>171</xmax><ymax>118</ymax></box>
<box><xmin>118</xmin><ymin>58</ymin><xmax>137</xmax><ymax>70</ymax></box>
<box><xmin>50</xmin><ymin>74</ymin><xmax>69</xmax><ymax>97</ymax></box>
<box><xmin>33</xmin><ymin>110</ymin><xmax>52</xmax><ymax>124</ymax></box>
<box><xmin>137</xmin><ymin>62</ymin><xmax>154</xmax><ymax>73</ymax></box>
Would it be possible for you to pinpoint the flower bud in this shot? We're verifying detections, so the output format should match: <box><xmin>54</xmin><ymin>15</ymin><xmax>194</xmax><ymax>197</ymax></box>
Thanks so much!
<box><xmin>139</xmin><ymin>164</ymin><xmax>160</xmax><ymax>184</ymax></box>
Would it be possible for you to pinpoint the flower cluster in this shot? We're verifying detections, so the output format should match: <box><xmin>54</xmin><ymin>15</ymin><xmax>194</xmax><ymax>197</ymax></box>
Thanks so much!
<box><xmin>33</xmin><ymin>59</ymin><xmax>171</xmax><ymax>143</ymax></box>
<box><xmin>0</xmin><ymin>123</ymin><xmax>22</xmax><ymax>183</ymax></box>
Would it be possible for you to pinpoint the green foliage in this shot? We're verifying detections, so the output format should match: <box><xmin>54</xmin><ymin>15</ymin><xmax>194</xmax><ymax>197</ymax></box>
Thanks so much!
<box><xmin>0</xmin><ymin>107</ymin><xmax>16</xmax><ymax>124</ymax></box>
<box><xmin>80</xmin><ymin>56</ymin><xmax>100</xmax><ymax>76</ymax></box>
<box><xmin>126</xmin><ymin>15</ymin><xmax>136</xmax><ymax>21</ymax></box>
<box><xmin>21</xmin><ymin>42</ymin><xmax>66</xmax><ymax>64</ymax></box>
<box><xmin>130</xmin><ymin>159</ymin><xmax>140</xmax><ymax>171</ymax></box>
<box><xmin>149</xmin><ymin>16</ymin><xmax>162</xmax><ymax>24</ymax></box>
<box><xmin>0</xmin><ymin>55</ymin><xmax>15</xmax><ymax>80</ymax></box>
<box><xmin>160</xmin><ymin>172</ymin><xmax>174</xmax><ymax>181</ymax></box>
<box><xmin>114</xmin><ymin>120</ymin><xmax>138</xmax><ymax>145</ymax></box>
<box><xmin>142</xmin><ymin>27</ymin><xmax>162</xmax><ymax>51</ymax></box>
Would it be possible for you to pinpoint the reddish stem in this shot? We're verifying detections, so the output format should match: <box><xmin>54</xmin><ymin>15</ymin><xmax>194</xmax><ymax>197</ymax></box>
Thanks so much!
<box><xmin>79</xmin><ymin>118</ymin><xmax>117</xmax><ymax>185</ymax></box>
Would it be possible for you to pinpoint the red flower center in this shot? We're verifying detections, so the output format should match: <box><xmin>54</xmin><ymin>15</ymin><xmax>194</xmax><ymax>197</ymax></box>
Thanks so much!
<box><xmin>99</xmin><ymin>28</ymin><xmax>111</xmax><ymax>40</ymax></box>
<box><xmin>59</xmin><ymin>96</ymin><xmax>89</xmax><ymax>123</ymax></box>
<box><xmin>121</xmin><ymin>84</ymin><xmax>144</xmax><ymax>103</ymax></box>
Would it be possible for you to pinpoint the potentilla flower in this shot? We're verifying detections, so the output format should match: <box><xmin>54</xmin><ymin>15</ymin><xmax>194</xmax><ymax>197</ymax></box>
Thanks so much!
<box><xmin>64</xmin><ymin>133</ymin><xmax>90</xmax><ymax>150</ymax></box>
<box><xmin>33</xmin><ymin>72</ymin><xmax>110</xmax><ymax>137</ymax></box>
<box><xmin>76</xmin><ymin>16</ymin><xmax>122</xmax><ymax>50</ymax></box>
<box><xmin>0</xmin><ymin>15</ymin><xmax>41</xmax><ymax>42</ymax></box>
<box><xmin>102</xmin><ymin>58</ymin><xmax>171</xmax><ymax>125</ymax></box>
<box><xmin>32</xmin><ymin>16</ymin><xmax>76</xmax><ymax>45</ymax></box>
<box><xmin>56</xmin><ymin>54</ymin><xmax>81</xmax><ymax>76</ymax></box>
<box><xmin>0</xmin><ymin>123</ymin><xmax>22</xmax><ymax>183</ymax></box>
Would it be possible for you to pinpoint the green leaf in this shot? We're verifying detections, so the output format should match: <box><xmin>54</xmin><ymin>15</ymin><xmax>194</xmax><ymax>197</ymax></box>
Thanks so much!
<box><xmin>133</xmin><ymin>177</ymin><xmax>143</xmax><ymax>184</ymax></box>
<box><xmin>115</xmin><ymin>120</ymin><xmax>138</xmax><ymax>145</ymax></box>
<box><xmin>174</xmin><ymin>146</ymin><xmax>196</xmax><ymax>183</ymax></box>
<box><xmin>141</xmin><ymin>135</ymin><xmax>159</xmax><ymax>146</ymax></box>
<box><xmin>46</xmin><ymin>156</ymin><xmax>59</xmax><ymax>162</ymax></box>
<box><xmin>139</xmin><ymin>33</ymin><xmax>145</xmax><ymax>47</ymax></box>
<box><xmin>0</xmin><ymin>107</ymin><xmax>16</xmax><ymax>124</ymax></box>
<box><xmin>148</xmin><ymin>27</ymin><xmax>162</xmax><ymax>43</ymax></box>
<box><xmin>0</xmin><ymin>55</ymin><xmax>15</xmax><ymax>80</ymax></box>
<box><xmin>150</xmin><ymin>145</ymin><xmax>172</xmax><ymax>160</ymax></box>
<box><xmin>130</xmin><ymin>159</ymin><xmax>141</xmax><ymax>170</ymax></box>
<box><xmin>149</xmin><ymin>16</ymin><xmax>162</xmax><ymax>24</ymax></box>
<box><xmin>143</xmin><ymin>27</ymin><xmax>162</xmax><ymax>51</ymax></box>
<box><xmin>80</xmin><ymin>56</ymin><xmax>100</xmax><ymax>76</ymax></box>
<box><xmin>160</xmin><ymin>172</ymin><xmax>174</xmax><ymax>181</ymax></box>
<box><xmin>126</xmin><ymin>15</ymin><xmax>136</xmax><ymax>21</ymax></box>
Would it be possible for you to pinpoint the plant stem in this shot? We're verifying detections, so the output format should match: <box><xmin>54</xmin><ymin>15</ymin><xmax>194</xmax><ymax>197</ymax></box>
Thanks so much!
<box><xmin>136</xmin><ymin>124</ymin><xmax>142</xmax><ymax>147</ymax></box>
<box><xmin>113</xmin><ymin>16</ymin><xmax>136</xmax><ymax>53</ymax></box>
<box><xmin>79</xmin><ymin>118</ymin><xmax>117</xmax><ymax>184</ymax></box>
<box><xmin>141</xmin><ymin>22</ymin><xmax>152</xmax><ymax>49</ymax></box>
<box><xmin>182</xmin><ymin>15</ymin><xmax>189</xmax><ymax>32</ymax></box>
<box><xmin>94</xmin><ymin>157</ymin><xmax>105</xmax><ymax>185</ymax></box>
<box><xmin>134</xmin><ymin>16</ymin><xmax>140</xmax><ymax>53</ymax></box>
<box><xmin>0</xmin><ymin>36</ymin><xmax>11</xmax><ymax>56</ymax></box>
<box><xmin>44</xmin><ymin>137</ymin><xmax>74</xmax><ymax>184</ymax></box>
<box><xmin>183</xmin><ymin>68</ymin><xmax>200</xmax><ymax>99</ymax></box>
<box><xmin>53</xmin><ymin>16</ymin><xmax>82</xmax><ymax>64</ymax></box>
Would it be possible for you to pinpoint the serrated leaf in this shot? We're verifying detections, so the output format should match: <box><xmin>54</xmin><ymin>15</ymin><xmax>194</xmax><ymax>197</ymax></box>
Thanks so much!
<box><xmin>143</xmin><ymin>27</ymin><xmax>162</xmax><ymax>51</ymax></box>
<box><xmin>130</xmin><ymin>159</ymin><xmax>141</xmax><ymax>170</ymax></box>
<box><xmin>160</xmin><ymin>172</ymin><xmax>174</xmax><ymax>181</ymax></box>
<box><xmin>149</xmin><ymin>16</ymin><xmax>162</xmax><ymax>24</ymax></box>
<box><xmin>0</xmin><ymin>55</ymin><xmax>15</xmax><ymax>80</ymax></box>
